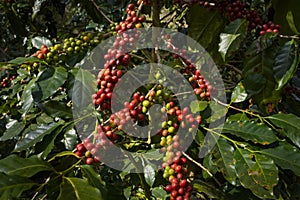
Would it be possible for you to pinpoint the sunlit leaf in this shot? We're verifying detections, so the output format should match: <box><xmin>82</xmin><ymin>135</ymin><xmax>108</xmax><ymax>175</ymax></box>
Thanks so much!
<box><xmin>14</xmin><ymin>122</ymin><xmax>63</xmax><ymax>151</ymax></box>
<box><xmin>220</xmin><ymin>120</ymin><xmax>277</xmax><ymax>145</ymax></box>
<box><xmin>0</xmin><ymin>155</ymin><xmax>52</xmax><ymax>177</ymax></box>
<box><xmin>234</xmin><ymin>149</ymin><xmax>278</xmax><ymax>198</ymax></box>
<box><xmin>0</xmin><ymin>173</ymin><xmax>37</xmax><ymax>199</ymax></box>
<box><xmin>57</xmin><ymin>177</ymin><xmax>103</xmax><ymax>200</ymax></box>
<box><xmin>144</xmin><ymin>164</ymin><xmax>156</xmax><ymax>187</ymax></box>
<box><xmin>0</xmin><ymin>120</ymin><xmax>25</xmax><ymax>141</ymax></box>
<box><xmin>273</xmin><ymin>40</ymin><xmax>299</xmax><ymax>90</ymax></box>
<box><xmin>261</xmin><ymin>142</ymin><xmax>300</xmax><ymax>176</ymax></box>
<box><xmin>231</xmin><ymin>82</ymin><xmax>248</xmax><ymax>103</ymax></box>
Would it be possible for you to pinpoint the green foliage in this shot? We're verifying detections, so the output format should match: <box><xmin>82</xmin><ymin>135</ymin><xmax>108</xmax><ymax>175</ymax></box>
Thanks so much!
<box><xmin>0</xmin><ymin>155</ymin><xmax>52</xmax><ymax>177</ymax></box>
<box><xmin>234</xmin><ymin>149</ymin><xmax>278</xmax><ymax>198</ymax></box>
<box><xmin>273</xmin><ymin>40</ymin><xmax>299</xmax><ymax>90</ymax></box>
<box><xmin>243</xmin><ymin>33</ymin><xmax>281</xmax><ymax>111</ymax></box>
<box><xmin>0</xmin><ymin>173</ymin><xmax>37</xmax><ymax>199</ymax></box>
<box><xmin>266</xmin><ymin>113</ymin><xmax>300</xmax><ymax>147</ymax></box>
<box><xmin>219</xmin><ymin>19</ymin><xmax>248</xmax><ymax>61</ymax></box>
<box><xmin>58</xmin><ymin>177</ymin><xmax>103</xmax><ymax>200</ymax></box>
<box><xmin>261</xmin><ymin>143</ymin><xmax>300</xmax><ymax>176</ymax></box>
<box><xmin>221</xmin><ymin>120</ymin><xmax>277</xmax><ymax>145</ymax></box>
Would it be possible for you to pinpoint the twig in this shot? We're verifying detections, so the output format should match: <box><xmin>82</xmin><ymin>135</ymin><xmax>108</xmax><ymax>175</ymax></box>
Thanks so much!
<box><xmin>136</xmin><ymin>0</ymin><xmax>144</xmax><ymax>17</ymax></box>
<box><xmin>161</xmin><ymin>8</ymin><xmax>177</xmax><ymax>22</ymax></box>
<box><xmin>0</xmin><ymin>47</ymin><xmax>10</xmax><ymax>60</ymax></box>
<box><xmin>129</xmin><ymin>52</ymin><xmax>148</xmax><ymax>61</ymax></box>
<box><xmin>40</xmin><ymin>194</ymin><xmax>47</xmax><ymax>200</ymax></box>
<box><xmin>151</xmin><ymin>0</ymin><xmax>161</xmax><ymax>27</ymax></box>
<box><xmin>224</xmin><ymin>64</ymin><xmax>242</xmax><ymax>74</ymax></box>
<box><xmin>213</xmin><ymin>98</ymin><xmax>246</xmax><ymax>113</ymax></box>
<box><xmin>182</xmin><ymin>152</ymin><xmax>221</xmax><ymax>186</ymax></box>
<box><xmin>31</xmin><ymin>177</ymin><xmax>50</xmax><ymax>200</ymax></box>
<box><xmin>279</xmin><ymin>34</ymin><xmax>300</xmax><ymax>40</ymax></box>
<box><xmin>172</xmin><ymin>91</ymin><xmax>193</xmax><ymax>97</ymax></box>
<box><xmin>90</xmin><ymin>0</ymin><xmax>114</xmax><ymax>24</ymax></box>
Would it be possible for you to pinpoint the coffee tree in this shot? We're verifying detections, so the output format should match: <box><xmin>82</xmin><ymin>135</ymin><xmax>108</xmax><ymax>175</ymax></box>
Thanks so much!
<box><xmin>0</xmin><ymin>0</ymin><xmax>300</xmax><ymax>199</ymax></box>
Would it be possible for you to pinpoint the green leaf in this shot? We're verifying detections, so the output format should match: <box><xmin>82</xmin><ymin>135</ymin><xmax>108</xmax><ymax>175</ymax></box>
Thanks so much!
<box><xmin>273</xmin><ymin>40</ymin><xmax>299</xmax><ymax>90</ymax></box>
<box><xmin>14</xmin><ymin>122</ymin><xmax>63</xmax><ymax>151</ymax></box>
<box><xmin>242</xmin><ymin>35</ymin><xmax>280</xmax><ymax>111</ymax></box>
<box><xmin>219</xmin><ymin>19</ymin><xmax>248</xmax><ymax>61</ymax></box>
<box><xmin>202</xmin><ymin>153</ymin><xmax>218</xmax><ymax>179</ymax></box>
<box><xmin>46</xmin><ymin>176</ymin><xmax>63</xmax><ymax>200</ymax></box>
<box><xmin>266</xmin><ymin>113</ymin><xmax>300</xmax><ymax>148</ymax></box>
<box><xmin>187</xmin><ymin>5</ymin><xmax>225</xmax><ymax>49</ymax></box>
<box><xmin>71</xmin><ymin>68</ymin><xmax>97</xmax><ymax>114</ymax></box>
<box><xmin>31</xmin><ymin>36</ymin><xmax>52</xmax><ymax>49</ymax></box>
<box><xmin>8</xmin><ymin>56</ymin><xmax>41</xmax><ymax>65</ymax></box>
<box><xmin>212</xmin><ymin>137</ymin><xmax>237</xmax><ymax>184</ymax></box>
<box><xmin>0</xmin><ymin>172</ymin><xmax>37</xmax><ymax>199</ymax></box>
<box><xmin>234</xmin><ymin>149</ymin><xmax>278</xmax><ymax>198</ymax></box>
<box><xmin>57</xmin><ymin>177</ymin><xmax>103</xmax><ymax>200</ymax></box>
<box><xmin>242</xmin><ymin>72</ymin><xmax>266</xmax><ymax>95</ymax></box>
<box><xmin>40</xmin><ymin>123</ymin><xmax>73</xmax><ymax>159</ymax></box>
<box><xmin>0</xmin><ymin>155</ymin><xmax>52</xmax><ymax>177</ymax></box>
<box><xmin>190</xmin><ymin>100</ymin><xmax>209</xmax><ymax>113</ymax></box>
<box><xmin>123</xmin><ymin>187</ymin><xmax>131</xmax><ymax>199</ymax></box>
<box><xmin>152</xmin><ymin>187</ymin><xmax>167</xmax><ymax>200</ymax></box>
<box><xmin>261</xmin><ymin>143</ymin><xmax>300</xmax><ymax>176</ymax></box>
<box><xmin>64</xmin><ymin>129</ymin><xmax>78</xmax><ymax>150</ymax></box>
<box><xmin>32</xmin><ymin>0</ymin><xmax>47</xmax><ymax>20</ymax></box>
<box><xmin>21</xmin><ymin>78</ymin><xmax>36</xmax><ymax>114</ymax></box>
<box><xmin>0</xmin><ymin>120</ymin><xmax>25</xmax><ymax>141</ymax></box>
<box><xmin>228</xmin><ymin>186</ymin><xmax>261</xmax><ymax>200</ymax></box>
<box><xmin>144</xmin><ymin>164</ymin><xmax>156</xmax><ymax>187</ymax></box>
<box><xmin>193</xmin><ymin>179</ymin><xmax>231</xmax><ymax>200</ymax></box>
<box><xmin>286</xmin><ymin>11</ymin><xmax>299</xmax><ymax>34</ymax></box>
<box><xmin>81</xmin><ymin>165</ymin><xmax>107</xmax><ymax>197</ymax></box>
<box><xmin>219</xmin><ymin>33</ymin><xmax>240</xmax><ymax>60</ymax></box>
<box><xmin>38</xmin><ymin>100</ymin><xmax>73</xmax><ymax>120</ymax></box>
<box><xmin>221</xmin><ymin>120</ymin><xmax>277</xmax><ymax>145</ymax></box>
<box><xmin>209</xmin><ymin>101</ymin><xmax>227</xmax><ymax>122</ymax></box>
<box><xmin>36</xmin><ymin>67</ymin><xmax>68</xmax><ymax>100</ymax></box>
<box><xmin>226</xmin><ymin>113</ymin><xmax>249</xmax><ymax>122</ymax></box>
<box><xmin>273</xmin><ymin>0</ymin><xmax>300</xmax><ymax>35</ymax></box>
<box><xmin>142</xmin><ymin>149</ymin><xmax>164</xmax><ymax>161</ymax></box>
<box><xmin>231</xmin><ymin>82</ymin><xmax>248</xmax><ymax>103</ymax></box>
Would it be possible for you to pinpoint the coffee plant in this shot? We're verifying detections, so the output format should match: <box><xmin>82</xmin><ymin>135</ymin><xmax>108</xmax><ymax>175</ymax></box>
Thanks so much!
<box><xmin>0</xmin><ymin>0</ymin><xmax>300</xmax><ymax>199</ymax></box>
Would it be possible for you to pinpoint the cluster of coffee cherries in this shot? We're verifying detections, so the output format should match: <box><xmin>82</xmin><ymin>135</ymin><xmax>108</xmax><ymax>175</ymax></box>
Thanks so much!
<box><xmin>115</xmin><ymin>3</ymin><xmax>145</xmax><ymax>33</ymax></box>
<box><xmin>84</xmin><ymin>3</ymin><xmax>216</xmax><ymax>199</ymax></box>
<box><xmin>20</xmin><ymin>62</ymin><xmax>39</xmax><ymax>72</ymax></box>
<box><xmin>34</xmin><ymin>44</ymin><xmax>49</xmax><ymax>60</ymax></box>
<box><xmin>33</xmin><ymin>32</ymin><xmax>103</xmax><ymax>64</ymax></box>
<box><xmin>0</xmin><ymin>71</ymin><xmax>16</xmax><ymax>88</ymax></box>
<box><xmin>75</xmin><ymin>141</ymin><xmax>99</xmax><ymax>165</ymax></box>
<box><xmin>75</xmin><ymin>122</ymin><xmax>123</xmax><ymax>165</ymax></box>
<box><xmin>260</xmin><ymin>21</ymin><xmax>281</xmax><ymax>35</ymax></box>
<box><xmin>164</xmin><ymin>35</ymin><xmax>213</xmax><ymax>100</ymax></box>
<box><xmin>158</xmin><ymin>103</ymin><xmax>200</xmax><ymax>199</ymax></box>
<box><xmin>225</xmin><ymin>0</ymin><xmax>263</xmax><ymax>30</ymax></box>
<box><xmin>137</xmin><ymin>0</ymin><xmax>151</xmax><ymax>5</ymax></box>
<box><xmin>164</xmin><ymin>155</ymin><xmax>193</xmax><ymax>200</ymax></box>
<box><xmin>92</xmin><ymin>4</ymin><xmax>144</xmax><ymax>110</ymax></box>
<box><xmin>177</xmin><ymin>0</ymin><xmax>281</xmax><ymax>35</ymax></box>
<box><xmin>92</xmin><ymin>68</ymin><xmax>123</xmax><ymax>109</ymax></box>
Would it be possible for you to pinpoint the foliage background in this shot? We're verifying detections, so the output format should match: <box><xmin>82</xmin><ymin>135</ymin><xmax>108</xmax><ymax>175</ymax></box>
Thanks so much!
<box><xmin>0</xmin><ymin>0</ymin><xmax>300</xmax><ymax>199</ymax></box>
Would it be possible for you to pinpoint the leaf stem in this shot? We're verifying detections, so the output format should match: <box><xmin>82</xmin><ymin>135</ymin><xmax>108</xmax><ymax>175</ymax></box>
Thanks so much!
<box><xmin>182</xmin><ymin>152</ymin><xmax>221</xmax><ymax>186</ymax></box>
<box><xmin>89</xmin><ymin>0</ymin><xmax>114</xmax><ymax>24</ymax></box>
